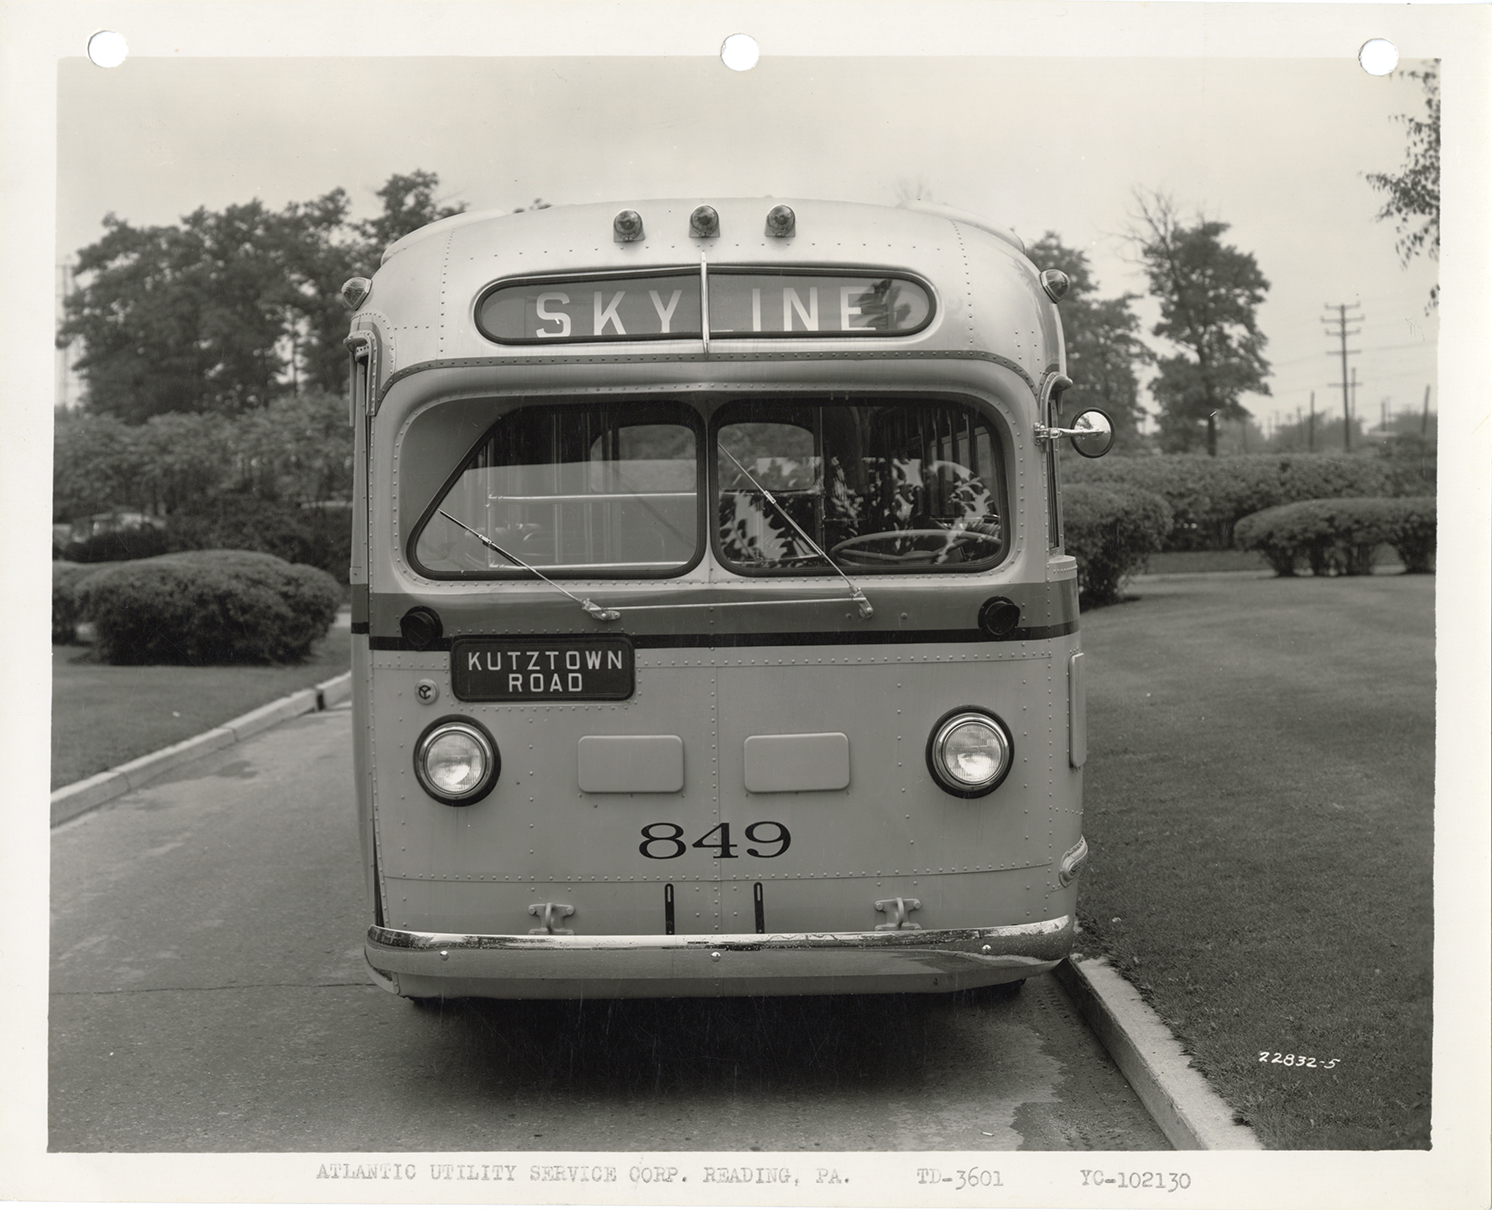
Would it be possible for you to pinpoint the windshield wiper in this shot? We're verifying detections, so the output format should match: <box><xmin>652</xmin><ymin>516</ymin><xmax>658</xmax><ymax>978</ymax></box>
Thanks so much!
<box><xmin>717</xmin><ymin>446</ymin><xmax>874</xmax><ymax>619</ymax></box>
<box><xmin>438</xmin><ymin>510</ymin><xmax>620</xmax><ymax>622</ymax></box>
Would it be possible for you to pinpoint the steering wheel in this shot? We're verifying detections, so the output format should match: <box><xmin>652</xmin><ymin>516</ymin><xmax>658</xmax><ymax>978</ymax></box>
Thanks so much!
<box><xmin>829</xmin><ymin>529</ymin><xmax>1001</xmax><ymax>566</ymax></box>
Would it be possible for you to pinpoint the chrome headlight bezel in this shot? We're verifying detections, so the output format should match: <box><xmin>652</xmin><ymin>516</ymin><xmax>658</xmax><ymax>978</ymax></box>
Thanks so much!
<box><xmin>413</xmin><ymin>716</ymin><xmax>500</xmax><ymax>806</ymax></box>
<box><xmin>925</xmin><ymin>707</ymin><xmax>1015</xmax><ymax>798</ymax></box>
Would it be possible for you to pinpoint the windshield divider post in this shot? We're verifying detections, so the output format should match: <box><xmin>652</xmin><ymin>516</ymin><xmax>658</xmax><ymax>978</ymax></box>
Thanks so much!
<box><xmin>699</xmin><ymin>254</ymin><xmax>711</xmax><ymax>357</ymax></box>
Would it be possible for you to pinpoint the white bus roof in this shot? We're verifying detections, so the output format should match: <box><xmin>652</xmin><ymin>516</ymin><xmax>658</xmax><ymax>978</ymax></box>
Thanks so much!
<box><xmin>380</xmin><ymin>197</ymin><xmax>1026</xmax><ymax>265</ymax></box>
<box><xmin>354</xmin><ymin>198</ymin><xmax>1061</xmax><ymax>394</ymax></box>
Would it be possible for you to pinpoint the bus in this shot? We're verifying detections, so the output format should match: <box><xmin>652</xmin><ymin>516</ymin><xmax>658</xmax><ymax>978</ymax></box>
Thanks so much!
<box><xmin>341</xmin><ymin>197</ymin><xmax>1114</xmax><ymax>1000</ymax></box>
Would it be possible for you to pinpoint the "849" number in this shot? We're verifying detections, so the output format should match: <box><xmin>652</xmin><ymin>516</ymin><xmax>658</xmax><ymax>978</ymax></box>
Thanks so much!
<box><xmin>639</xmin><ymin>821</ymin><xmax>791</xmax><ymax>859</ymax></box>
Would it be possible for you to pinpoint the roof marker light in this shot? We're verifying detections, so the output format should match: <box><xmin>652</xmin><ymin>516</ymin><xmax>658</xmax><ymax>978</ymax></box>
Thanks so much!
<box><xmin>765</xmin><ymin>204</ymin><xmax>796</xmax><ymax>238</ymax></box>
<box><xmin>1040</xmin><ymin>269</ymin><xmax>1070</xmax><ymax>303</ymax></box>
<box><xmin>690</xmin><ymin>205</ymin><xmax>720</xmax><ymax>238</ymax></box>
<box><xmin>340</xmin><ymin>277</ymin><xmax>371</xmax><ymax>310</ymax></box>
<box><xmin>613</xmin><ymin>209</ymin><xmax>645</xmax><ymax>243</ymax></box>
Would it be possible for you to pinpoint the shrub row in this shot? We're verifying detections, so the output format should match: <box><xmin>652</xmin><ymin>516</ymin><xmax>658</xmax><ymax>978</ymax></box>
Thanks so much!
<box><xmin>1063</xmin><ymin>483</ymin><xmax>1174</xmax><ymax>607</ymax></box>
<box><xmin>52</xmin><ymin>560</ymin><xmax>118</xmax><ymax>644</ymax></box>
<box><xmin>57</xmin><ymin>497</ymin><xmax>353</xmax><ymax>584</ymax></box>
<box><xmin>1063</xmin><ymin>453</ymin><xmax>1400</xmax><ymax>552</ymax></box>
<box><xmin>70</xmin><ymin>550</ymin><xmax>341</xmax><ymax>665</ymax></box>
<box><xmin>1233</xmin><ymin>497</ymin><xmax>1436</xmax><ymax>577</ymax></box>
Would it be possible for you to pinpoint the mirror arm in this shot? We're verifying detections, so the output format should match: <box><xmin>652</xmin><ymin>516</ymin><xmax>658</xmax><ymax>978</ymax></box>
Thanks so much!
<box><xmin>1034</xmin><ymin>423</ymin><xmax>1097</xmax><ymax>443</ymax></box>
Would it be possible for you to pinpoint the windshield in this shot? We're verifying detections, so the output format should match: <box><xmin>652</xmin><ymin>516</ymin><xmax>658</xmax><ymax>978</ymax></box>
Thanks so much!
<box><xmin>716</xmin><ymin>398</ymin><xmax>1005</xmax><ymax>571</ymax></box>
<box><xmin>412</xmin><ymin>402</ymin><xmax>701</xmax><ymax>576</ymax></box>
<box><xmin>410</xmin><ymin>396</ymin><xmax>1006</xmax><ymax>578</ymax></box>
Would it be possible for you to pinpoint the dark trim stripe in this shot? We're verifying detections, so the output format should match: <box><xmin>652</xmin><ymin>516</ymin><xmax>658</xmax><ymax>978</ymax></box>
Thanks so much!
<box><xmin>351</xmin><ymin>582</ymin><xmax>370</xmax><ymax>627</ymax></box>
<box><xmin>366</xmin><ymin>621</ymin><xmax>1076</xmax><ymax>654</ymax></box>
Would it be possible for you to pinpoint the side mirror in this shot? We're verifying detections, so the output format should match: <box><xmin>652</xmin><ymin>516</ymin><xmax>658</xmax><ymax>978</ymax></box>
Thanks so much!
<box><xmin>1067</xmin><ymin>408</ymin><xmax>1114</xmax><ymax>458</ymax></box>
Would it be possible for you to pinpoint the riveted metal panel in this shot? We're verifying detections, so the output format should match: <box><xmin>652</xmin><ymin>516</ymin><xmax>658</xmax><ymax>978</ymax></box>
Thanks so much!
<box><xmin>367</xmin><ymin>638</ymin><xmax>1082</xmax><ymax>938</ymax></box>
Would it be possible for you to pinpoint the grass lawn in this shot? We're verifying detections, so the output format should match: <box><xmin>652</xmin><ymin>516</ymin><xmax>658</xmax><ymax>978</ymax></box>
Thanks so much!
<box><xmin>1141</xmin><ymin>549</ymin><xmax>1270</xmax><ymax>575</ymax></box>
<box><xmin>50</xmin><ymin>622</ymin><xmax>352</xmax><ymax>790</ymax></box>
<box><xmin>1077</xmin><ymin>571</ymin><xmax>1434</xmax><ymax>1149</ymax></box>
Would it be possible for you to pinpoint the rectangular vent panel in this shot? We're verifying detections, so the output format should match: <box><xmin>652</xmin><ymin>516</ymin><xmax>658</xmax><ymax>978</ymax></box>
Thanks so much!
<box><xmin>744</xmin><ymin>733</ymin><xmax>850</xmax><ymax>793</ymax></box>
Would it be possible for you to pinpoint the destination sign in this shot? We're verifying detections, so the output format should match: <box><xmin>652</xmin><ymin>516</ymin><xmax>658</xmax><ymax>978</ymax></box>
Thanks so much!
<box><xmin>476</xmin><ymin>271</ymin><xmax>931</xmax><ymax>344</ymax></box>
<box><xmin>709</xmin><ymin>272</ymin><xmax>931</xmax><ymax>337</ymax></box>
<box><xmin>451</xmin><ymin>636</ymin><xmax>635</xmax><ymax>702</ymax></box>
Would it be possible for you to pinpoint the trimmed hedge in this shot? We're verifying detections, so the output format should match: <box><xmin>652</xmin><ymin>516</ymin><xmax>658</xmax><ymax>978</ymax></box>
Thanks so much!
<box><xmin>52</xmin><ymin>560</ymin><xmax>118</xmax><ymax>644</ymax></box>
<box><xmin>1063</xmin><ymin>453</ymin><xmax>1397</xmax><ymax>552</ymax></box>
<box><xmin>1234</xmin><ymin>497</ymin><xmax>1436</xmax><ymax>577</ymax></box>
<box><xmin>1386</xmin><ymin>497</ymin><xmax>1437</xmax><ymax>573</ymax></box>
<box><xmin>75</xmin><ymin>549</ymin><xmax>341</xmax><ymax>665</ymax></box>
<box><xmin>56</xmin><ymin>499</ymin><xmax>352</xmax><ymax>583</ymax></box>
<box><xmin>1063</xmin><ymin>483</ymin><xmax>1174</xmax><ymax>607</ymax></box>
<box><xmin>164</xmin><ymin>496</ymin><xmax>353</xmax><ymax>584</ymax></box>
<box><xmin>60</xmin><ymin>524</ymin><xmax>171</xmax><ymax>564</ymax></box>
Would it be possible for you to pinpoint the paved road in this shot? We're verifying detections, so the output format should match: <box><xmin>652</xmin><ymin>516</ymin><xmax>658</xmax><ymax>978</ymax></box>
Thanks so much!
<box><xmin>49</xmin><ymin>705</ymin><xmax>1168</xmax><ymax>1153</ymax></box>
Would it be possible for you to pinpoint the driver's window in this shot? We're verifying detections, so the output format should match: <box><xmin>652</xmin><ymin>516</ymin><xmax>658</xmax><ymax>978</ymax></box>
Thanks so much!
<box><xmin>714</xmin><ymin>399</ymin><xmax>1005</xmax><ymax>573</ymax></box>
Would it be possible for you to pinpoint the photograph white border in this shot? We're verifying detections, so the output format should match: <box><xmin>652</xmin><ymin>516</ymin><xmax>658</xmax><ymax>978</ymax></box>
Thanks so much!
<box><xmin>3</xmin><ymin>2</ymin><xmax>1487</xmax><ymax>1206</ymax></box>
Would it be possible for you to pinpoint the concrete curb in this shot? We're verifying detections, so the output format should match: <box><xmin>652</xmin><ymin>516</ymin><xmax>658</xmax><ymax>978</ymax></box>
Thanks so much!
<box><xmin>51</xmin><ymin>671</ymin><xmax>352</xmax><ymax>828</ymax></box>
<box><xmin>1055</xmin><ymin>954</ymin><xmax>1264</xmax><ymax>1150</ymax></box>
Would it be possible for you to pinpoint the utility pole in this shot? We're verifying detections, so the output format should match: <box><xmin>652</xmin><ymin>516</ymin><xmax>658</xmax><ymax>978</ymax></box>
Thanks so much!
<box><xmin>1323</xmin><ymin>302</ymin><xmax>1362</xmax><ymax>452</ymax></box>
<box><xmin>1420</xmin><ymin>384</ymin><xmax>1431</xmax><ymax>437</ymax></box>
<box><xmin>1350</xmin><ymin>367</ymin><xmax>1359</xmax><ymax>449</ymax></box>
<box><xmin>1308</xmin><ymin>390</ymin><xmax>1316</xmax><ymax>451</ymax></box>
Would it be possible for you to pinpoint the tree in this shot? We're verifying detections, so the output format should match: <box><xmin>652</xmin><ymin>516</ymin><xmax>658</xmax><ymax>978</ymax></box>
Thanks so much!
<box><xmin>355</xmin><ymin>170</ymin><xmax>467</xmax><ymax>258</ymax></box>
<box><xmin>234</xmin><ymin>390</ymin><xmax>354</xmax><ymax>506</ymax></box>
<box><xmin>1132</xmin><ymin>192</ymin><xmax>1271</xmax><ymax>456</ymax></box>
<box><xmin>1365</xmin><ymin>65</ymin><xmax>1439</xmax><ymax>308</ymax></box>
<box><xmin>275</xmin><ymin>188</ymin><xmax>361</xmax><ymax>399</ymax></box>
<box><xmin>288</xmin><ymin>173</ymin><xmax>472</xmax><ymax>396</ymax></box>
<box><xmin>58</xmin><ymin>204</ymin><xmax>296</xmax><ymax>421</ymax></box>
<box><xmin>134</xmin><ymin>412</ymin><xmax>237</xmax><ymax>516</ymax></box>
<box><xmin>1026</xmin><ymin>234</ymin><xmax>1151</xmax><ymax>451</ymax></box>
<box><xmin>53</xmin><ymin>412</ymin><xmax>147</xmax><ymax>522</ymax></box>
<box><xmin>54</xmin><ymin>390</ymin><xmax>351</xmax><ymax>524</ymax></box>
<box><xmin>58</xmin><ymin>171</ymin><xmax>470</xmax><ymax>419</ymax></box>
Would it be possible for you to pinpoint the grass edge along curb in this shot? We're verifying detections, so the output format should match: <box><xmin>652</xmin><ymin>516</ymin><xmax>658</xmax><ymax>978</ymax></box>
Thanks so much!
<box><xmin>1054</xmin><ymin>956</ymin><xmax>1264</xmax><ymax>1150</ymax></box>
<box><xmin>51</xmin><ymin>671</ymin><xmax>352</xmax><ymax>828</ymax></box>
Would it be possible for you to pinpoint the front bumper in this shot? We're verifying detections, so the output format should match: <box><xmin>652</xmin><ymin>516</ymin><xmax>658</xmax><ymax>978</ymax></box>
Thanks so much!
<box><xmin>365</xmin><ymin>915</ymin><xmax>1074</xmax><ymax>999</ymax></box>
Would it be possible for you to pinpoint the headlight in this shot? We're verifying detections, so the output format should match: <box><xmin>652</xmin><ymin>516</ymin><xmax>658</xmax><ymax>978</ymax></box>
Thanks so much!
<box><xmin>414</xmin><ymin>717</ymin><xmax>499</xmax><ymax>805</ymax></box>
<box><xmin>926</xmin><ymin>709</ymin><xmax>1014</xmax><ymax>798</ymax></box>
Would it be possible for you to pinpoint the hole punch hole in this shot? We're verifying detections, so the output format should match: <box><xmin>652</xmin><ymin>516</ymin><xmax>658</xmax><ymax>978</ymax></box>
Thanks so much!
<box><xmin>1359</xmin><ymin>39</ymin><xmax>1398</xmax><ymax>76</ymax></box>
<box><xmin>87</xmin><ymin>30</ymin><xmax>128</xmax><ymax>68</ymax></box>
<box><xmin>720</xmin><ymin>33</ymin><xmax>759</xmax><ymax>72</ymax></box>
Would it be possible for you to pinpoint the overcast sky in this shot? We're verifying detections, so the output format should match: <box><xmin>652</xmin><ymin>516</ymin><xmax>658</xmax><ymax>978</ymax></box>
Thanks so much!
<box><xmin>57</xmin><ymin>52</ymin><xmax>1441</xmax><ymax>433</ymax></box>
